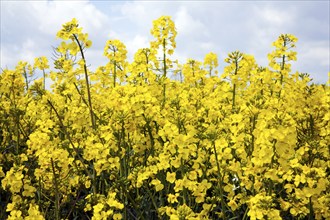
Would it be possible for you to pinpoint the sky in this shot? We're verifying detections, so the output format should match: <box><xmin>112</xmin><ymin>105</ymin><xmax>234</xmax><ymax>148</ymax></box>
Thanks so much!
<box><xmin>1</xmin><ymin>0</ymin><xmax>329</xmax><ymax>84</ymax></box>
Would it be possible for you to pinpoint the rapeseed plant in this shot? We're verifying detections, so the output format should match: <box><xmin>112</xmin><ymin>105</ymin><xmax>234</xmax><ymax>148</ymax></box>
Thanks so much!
<box><xmin>0</xmin><ymin>16</ymin><xmax>329</xmax><ymax>219</ymax></box>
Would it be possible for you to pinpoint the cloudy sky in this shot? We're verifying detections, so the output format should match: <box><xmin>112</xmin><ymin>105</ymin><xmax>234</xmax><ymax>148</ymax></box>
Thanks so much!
<box><xmin>1</xmin><ymin>0</ymin><xmax>329</xmax><ymax>83</ymax></box>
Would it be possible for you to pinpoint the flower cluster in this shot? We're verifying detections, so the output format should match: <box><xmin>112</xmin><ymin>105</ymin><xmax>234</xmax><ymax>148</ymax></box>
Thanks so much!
<box><xmin>0</xmin><ymin>17</ymin><xmax>329</xmax><ymax>220</ymax></box>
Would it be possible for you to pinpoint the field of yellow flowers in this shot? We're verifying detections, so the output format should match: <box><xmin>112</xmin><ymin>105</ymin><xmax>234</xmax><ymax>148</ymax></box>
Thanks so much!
<box><xmin>0</xmin><ymin>16</ymin><xmax>329</xmax><ymax>220</ymax></box>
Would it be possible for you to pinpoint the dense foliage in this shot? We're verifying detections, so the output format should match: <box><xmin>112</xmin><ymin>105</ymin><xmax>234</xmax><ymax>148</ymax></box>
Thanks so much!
<box><xmin>0</xmin><ymin>16</ymin><xmax>329</xmax><ymax>220</ymax></box>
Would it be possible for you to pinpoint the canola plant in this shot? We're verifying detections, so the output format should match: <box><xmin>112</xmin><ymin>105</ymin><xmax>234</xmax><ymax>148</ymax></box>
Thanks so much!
<box><xmin>0</xmin><ymin>16</ymin><xmax>329</xmax><ymax>220</ymax></box>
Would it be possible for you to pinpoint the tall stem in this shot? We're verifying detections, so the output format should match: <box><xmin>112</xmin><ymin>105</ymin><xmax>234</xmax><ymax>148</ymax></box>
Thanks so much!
<box><xmin>23</xmin><ymin>67</ymin><xmax>29</xmax><ymax>91</ymax></box>
<box><xmin>280</xmin><ymin>40</ymin><xmax>287</xmax><ymax>85</ymax></box>
<box><xmin>162</xmin><ymin>38</ymin><xmax>167</xmax><ymax>107</ymax></box>
<box><xmin>212</xmin><ymin>141</ymin><xmax>226</xmax><ymax>219</ymax></box>
<box><xmin>113</xmin><ymin>60</ymin><xmax>117</xmax><ymax>87</ymax></box>
<box><xmin>250</xmin><ymin>115</ymin><xmax>256</xmax><ymax>158</ymax></box>
<box><xmin>47</xmin><ymin>99</ymin><xmax>96</xmax><ymax>194</ymax></box>
<box><xmin>73</xmin><ymin>34</ymin><xmax>96</xmax><ymax>130</ymax></box>
<box><xmin>51</xmin><ymin>158</ymin><xmax>60</xmax><ymax>220</ymax></box>
<box><xmin>232</xmin><ymin>60</ymin><xmax>238</xmax><ymax>111</ymax></box>
<box><xmin>163</xmin><ymin>39</ymin><xmax>167</xmax><ymax>78</ymax></box>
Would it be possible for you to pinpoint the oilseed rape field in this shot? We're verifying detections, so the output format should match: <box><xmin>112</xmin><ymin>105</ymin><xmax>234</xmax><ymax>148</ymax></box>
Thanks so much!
<box><xmin>0</xmin><ymin>16</ymin><xmax>329</xmax><ymax>220</ymax></box>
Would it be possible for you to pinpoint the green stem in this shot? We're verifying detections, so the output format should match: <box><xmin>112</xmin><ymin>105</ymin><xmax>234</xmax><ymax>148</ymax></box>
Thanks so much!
<box><xmin>308</xmin><ymin>197</ymin><xmax>314</xmax><ymax>220</ymax></box>
<box><xmin>250</xmin><ymin>115</ymin><xmax>256</xmax><ymax>158</ymax></box>
<box><xmin>23</xmin><ymin>67</ymin><xmax>29</xmax><ymax>91</ymax></box>
<box><xmin>242</xmin><ymin>206</ymin><xmax>249</xmax><ymax>220</ymax></box>
<box><xmin>73</xmin><ymin>34</ymin><xmax>96</xmax><ymax>130</ymax></box>
<box><xmin>114</xmin><ymin>60</ymin><xmax>117</xmax><ymax>87</ymax></box>
<box><xmin>280</xmin><ymin>39</ymin><xmax>287</xmax><ymax>85</ymax></box>
<box><xmin>309</xmin><ymin>114</ymin><xmax>314</xmax><ymax>137</ymax></box>
<box><xmin>162</xmin><ymin>38</ymin><xmax>167</xmax><ymax>107</ymax></box>
<box><xmin>37</xmin><ymin>178</ymin><xmax>43</xmax><ymax>212</ymax></box>
<box><xmin>42</xmin><ymin>69</ymin><xmax>46</xmax><ymax>90</ymax></box>
<box><xmin>232</xmin><ymin>84</ymin><xmax>236</xmax><ymax>110</ymax></box>
<box><xmin>51</xmin><ymin>158</ymin><xmax>60</xmax><ymax>220</ymax></box>
<box><xmin>212</xmin><ymin>141</ymin><xmax>226</xmax><ymax>219</ymax></box>
<box><xmin>15</xmin><ymin>111</ymin><xmax>20</xmax><ymax>155</ymax></box>
<box><xmin>47</xmin><ymin>99</ymin><xmax>96</xmax><ymax>194</ymax></box>
<box><xmin>163</xmin><ymin>39</ymin><xmax>167</xmax><ymax>78</ymax></box>
<box><xmin>232</xmin><ymin>59</ymin><xmax>238</xmax><ymax>111</ymax></box>
<box><xmin>146</xmin><ymin>187</ymin><xmax>160</xmax><ymax>219</ymax></box>
<box><xmin>280</xmin><ymin>54</ymin><xmax>285</xmax><ymax>85</ymax></box>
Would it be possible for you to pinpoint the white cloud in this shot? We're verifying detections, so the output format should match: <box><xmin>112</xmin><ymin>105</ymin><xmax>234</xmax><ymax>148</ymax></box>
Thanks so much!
<box><xmin>124</xmin><ymin>34</ymin><xmax>150</xmax><ymax>59</ymax></box>
<box><xmin>258</xmin><ymin>7</ymin><xmax>294</xmax><ymax>27</ymax></box>
<box><xmin>1</xmin><ymin>0</ymin><xmax>111</xmax><ymax>70</ymax></box>
<box><xmin>293</xmin><ymin>40</ymin><xmax>329</xmax><ymax>83</ymax></box>
<box><xmin>84</xmin><ymin>48</ymin><xmax>107</xmax><ymax>70</ymax></box>
<box><xmin>298</xmin><ymin>41</ymin><xmax>329</xmax><ymax>67</ymax></box>
<box><xmin>175</xmin><ymin>7</ymin><xmax>208</xmax><ymax>38</ymax></box>
<box><xmin>120</xmin><ymin>1</ymin><xmax>175</xmax><ymax>25</ymax></box>
<box><xmin>27</xmin><ymin>0</ymin><xmax>110</xmax><ymax>36</ymax></box>
<box><xmin>1</xmin><ymin>1</ymin><xmax>328</xmax><ymax>83</ymax></box>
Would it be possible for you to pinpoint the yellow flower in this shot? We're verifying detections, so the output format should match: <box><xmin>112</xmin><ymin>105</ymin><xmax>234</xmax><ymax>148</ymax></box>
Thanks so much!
<box><xmin>1</xmin><ymin>15</ymin><xmax>328</xmax><ymax>220</ymax></box>
<box><xmin>151</xmin><ymin>179</ymin><xmax>164</xmax><ymax>192</ymax></box>
<box><xmin>228</xmin><ymin>199</ymin><xmax>238</xmax><ymax>211</ymax></box>
<box><xmin>93</xmin><ymin>203</ymin><xmax>104</xmax><ymax>214</ymax></box>
<box><xmin>166</xmin><ymin>171</ymin><xmax>176</xmax><ymax>183</ymax></box>
<box><xmin>171</xmin><ymin>157</ymin><xmax>181</xmax><ymax>168</ymax></box>
<box><xmin>0</xmin><ymin>167</ymin><xmax>5</xmax><ymax>178</ymax></box>
<box><xmin>107</xmin><ymin>192</ymin><xmax>124</xmax><ymax>210</ymax></box>
<box><xmin>25</xmin><ymin>204</ymin><xmax>44</xmax><ymax>220</ymax></box>
<box><xmin>34</xmin><ymin>56</ymin><xmax>49</xmax><ymax>70</ymax></box>
<box><xmin>22</xmin><ymin>184</ymin><xmax>36</xmax><ymax>197</ymax></box>
<box><xmin>113</xmin><ymin>213</ymin><xmax>122</xmax><ymax>220</ymax></box>
<box><xmin>7</xmin><ymin>210</ymin><xmax>23</xmax><ymax>220</ymax></box>
<box><xmin>150</xmin><ymin>15</ymin><xmax>177</xmax><ymax>52</ymax></box>
<box><xmin>85</xmin><ymin>40</ymin><xmax>92</xmax><ymax>48</ymax></box>
<box><xmin>167</xmin><ymin>193</ymin><xmax>178</xmax><ymax>204</ymax></box>
<box><xmin>187</xmin><ymin>171</ymin><xmax>197</xmax><ymax>181</ymax></box>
